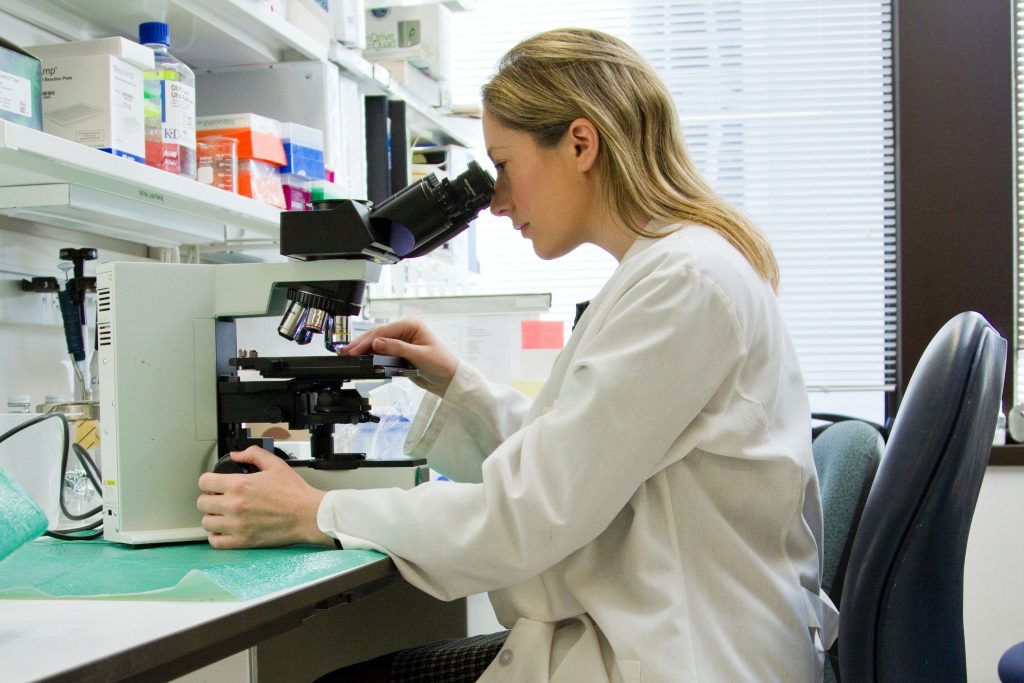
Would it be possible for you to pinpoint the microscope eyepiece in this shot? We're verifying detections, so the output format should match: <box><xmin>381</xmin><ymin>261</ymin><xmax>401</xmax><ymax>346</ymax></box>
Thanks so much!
<box><xmin>371</xmin><ymin>160</ymin><xmax>495</xmax><ymax>259</ymax></box>
<box><xmin>280</xmin><ymin>160</ymin><xmax>494</xmax><ymax>265</ymax></box>
<box><xmin>276</xmin><ymin>162</ymin><xmax>495</xmax><ymax>348</ymax></box>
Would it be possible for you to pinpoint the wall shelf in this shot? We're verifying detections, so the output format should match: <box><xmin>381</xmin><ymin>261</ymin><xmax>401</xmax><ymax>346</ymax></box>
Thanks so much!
<box><xmin>4</xmin><ymin>0</ymin><xmax>471</xmax><ymax>147</ymax></box>
<box><xmin>0</xmin><ymin>0</ymin><xmax>473</xmax><ymax>248</ymax></box>
<box><xmin>1</xmin><ymin>0</ymin><xmax>328</xmax><ymax>67</ymax></box>
<box><xmin>0</xmin><ymin>121</ymin><xmax>280</xmax><ymax>247</ymax></box>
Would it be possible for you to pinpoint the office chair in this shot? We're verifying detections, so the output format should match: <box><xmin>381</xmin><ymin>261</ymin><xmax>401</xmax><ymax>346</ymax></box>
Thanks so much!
<box><xmin>812</xmin><ymin>420</ymin><xmax>883</xmax><ymax>683</ymax></box>
<box><xmin>1000</xmin><ymin>641</ymin><xmax>1024</xmax><ymax>682</ymax></box>
<box><xmin>813</xmin><ymin>420</ymin><xmax>884</xmax><ymax>605</ymax></box>
<box><xmin>812</xmin><ymin>412</ymin><xmax>890</xmax><ymax>441</ymax></box>
<box><xmin>837</xmin><ymin>311</ymin><xmax>1006</xmax><ymax>683</ymax></box>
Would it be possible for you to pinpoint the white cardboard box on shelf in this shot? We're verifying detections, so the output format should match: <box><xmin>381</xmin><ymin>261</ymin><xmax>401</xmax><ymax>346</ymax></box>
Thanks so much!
<box><xmin>329</xmin><ymin>0</ymin><xmax>366</xmax><ymax>49</ymax></box>
<box><xmin>363</xmin><ymin>4</ymin><xmax>451</xmax><ymax>81</ymax></box>
<box><xmin>335</xmin><ymin>73</ymin><xmax>367</xmax><ymax>200</ymax></box>
<box><xmin>28</xmin><ymin>37</ymin><xmax>153</xmax><ymax>66</ymax></box>
<box><xmin>286</xmin><ymin>0</ymin><xmax>332</xmax><ymax>46</ymax></box>
<box><xmin>29</xmin><ymin>38</ymin><xmax>154</xmax><ymax>163</ymax></box>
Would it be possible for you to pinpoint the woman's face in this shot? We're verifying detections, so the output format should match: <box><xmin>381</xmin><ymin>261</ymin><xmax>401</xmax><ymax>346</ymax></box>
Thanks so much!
<box><xmin>482</xmin><ymin>111</ymin><xmax>598</xmax><ymax>260</ymax></box>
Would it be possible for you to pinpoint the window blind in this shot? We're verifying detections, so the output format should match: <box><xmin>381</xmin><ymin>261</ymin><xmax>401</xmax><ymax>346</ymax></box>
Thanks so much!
<box><xmin>450</xmin><ymin>0</ymin><xmax>896</xmax><ymax>393</ymax></box>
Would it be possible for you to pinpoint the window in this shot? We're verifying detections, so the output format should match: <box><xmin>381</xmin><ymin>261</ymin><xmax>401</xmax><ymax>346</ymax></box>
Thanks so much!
<box><xmin>451</xmin><ymin>0</ymin><xmax>895</xmax><ymax>419</ymax></box>
<box><xmin>1015</xmin><ymin>0</ymin><xmax>1024</xmax><ymax>405</ymax></box>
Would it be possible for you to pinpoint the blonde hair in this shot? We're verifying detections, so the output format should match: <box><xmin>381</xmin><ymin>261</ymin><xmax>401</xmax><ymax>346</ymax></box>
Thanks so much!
<box><xmin>481</xmin><ymin>28</ymin><xmax>779</xmax><ymax>290</ymax></box>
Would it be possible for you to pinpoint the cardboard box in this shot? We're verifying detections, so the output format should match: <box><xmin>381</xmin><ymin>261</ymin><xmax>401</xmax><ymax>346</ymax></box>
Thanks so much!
<box><xmin>29</xmin><ymin>37</ymin><xmax>153</xmax><ymax>67</ymax></box>
<box><xmin>363</xmin><ymin>4</ymin><xmax>451</xmax><ymax>81</ymax></box>
<box><xmin>239</xmin><ymin>158</ymin><xmax>286</xmax><ymax>208</ymax></box>
<box><xmin>0</xmin><ymin>37</ymin><xmax>43</xmax><ymax>130</ymax></box>
<box><xmin>280</xmin><ymin>121</ymin><xmax>325</xmax><ymax>179</ymax></box>
<box><xmin>196</xmin><ymin>113</ymin><xmax>287</xmax><ymax>165</ymax></box>
<box><xmin>29</xmin><ymin>38</ymin><xmax>154</xmax><ymax>162</ymax></box>
<box><xmin>287</xmin><ymin>0</ymin><xmax>332</xmax><ymax>46</ymax></box>
<box><xmin>195</xmin><ymin>62</ymin><xmax>347</xmax><ymax>184</ymax></box>
<box><xmin>329</xmin><ymin>0</ymin><xmax>366</xmax><ymax>49</ymax></box>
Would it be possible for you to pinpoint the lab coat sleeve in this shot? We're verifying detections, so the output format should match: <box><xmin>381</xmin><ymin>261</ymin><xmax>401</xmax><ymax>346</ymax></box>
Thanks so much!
<box><xmin>318</xmin><ymin>260</ymin><xmax>751</xmax><ymax>600</ymax></box>
<box><xmin>403</xmin><ymin>361</ymin><xmax>534</xmax><ymax>483</ymax></box>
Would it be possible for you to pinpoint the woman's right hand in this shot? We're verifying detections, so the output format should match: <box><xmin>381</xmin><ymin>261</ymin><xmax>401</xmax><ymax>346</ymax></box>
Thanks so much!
<box><xmin>339</xmin><ymin>316</ymin><xmax>459</xmax><ymax>396</ymax></box>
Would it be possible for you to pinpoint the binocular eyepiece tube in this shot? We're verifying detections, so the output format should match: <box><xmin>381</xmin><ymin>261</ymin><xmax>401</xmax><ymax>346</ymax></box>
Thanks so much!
<box><xmin>274</xmin><ymin>162</ymin><xmax>496</xmax><ymax>351</ymax></box>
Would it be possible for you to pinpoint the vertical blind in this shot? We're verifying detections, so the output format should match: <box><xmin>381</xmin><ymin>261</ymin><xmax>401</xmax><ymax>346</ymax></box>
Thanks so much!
<box><xmin>450</xmin><ymin>0</ymin><xmax>896</xmax><ymax>392</ymax></box>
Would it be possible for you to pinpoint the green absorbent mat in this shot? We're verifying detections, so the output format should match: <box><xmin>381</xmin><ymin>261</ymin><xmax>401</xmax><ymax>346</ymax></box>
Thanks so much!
<box><xmin>0</xmin><ymin>536</ymin><xmax>386</xmax><ymax>601</ymax></box>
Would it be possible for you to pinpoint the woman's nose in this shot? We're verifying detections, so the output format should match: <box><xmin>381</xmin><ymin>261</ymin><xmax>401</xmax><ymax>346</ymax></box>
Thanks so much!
<box><xmin>489</xmin><ymin>183</ymin><xmax>510</xmax><ymax>217</ymax></box>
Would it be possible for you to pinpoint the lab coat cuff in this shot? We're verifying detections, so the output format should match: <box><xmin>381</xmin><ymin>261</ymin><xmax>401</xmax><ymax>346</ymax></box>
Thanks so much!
<box><xmin>316</xmin><ymin>490</ymin><xmax>342</xmax><ymax>541</ymax></box>
<box><xmin>803</xmin><ymin>586</ymin><xmax>839</xmax><ymax>649</ymax></box>
<box><xmin>316</xmin><ymin>490</ymin><xmax>389</xmax><ymax>554</ymax></box>
<box><xmin>403</xmin><ymin>360</ymin><xmax>480</xmax><ymax>456</ymax></box>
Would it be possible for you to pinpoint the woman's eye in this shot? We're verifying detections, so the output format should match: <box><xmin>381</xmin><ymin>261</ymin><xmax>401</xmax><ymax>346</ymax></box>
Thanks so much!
<box><xmin>494</xmin><ymin>162</ymin><xmax>506</xmax><ymax>173</ymax></box>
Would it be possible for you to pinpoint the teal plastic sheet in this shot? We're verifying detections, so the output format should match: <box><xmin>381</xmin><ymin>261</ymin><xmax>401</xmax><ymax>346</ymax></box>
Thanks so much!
<box><xmin>0</xmin><ymin>536</ymin><xmax>385</xmax><ymax>601</ymax></box>
<box><xmin>0</xmin><ymin>468</ymin><xmax>47</xmax><ymax>561</ymax></box>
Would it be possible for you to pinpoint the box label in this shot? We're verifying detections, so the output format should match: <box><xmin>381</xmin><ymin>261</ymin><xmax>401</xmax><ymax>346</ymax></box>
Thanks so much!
<box><xmin>0</xmin><ymin>70</ymin><xmax>32</xmax><ymax>117</ymax></box>
<box><xmin>41</xmin><ymin>55</ymin><xmax>146</xmax><ymax>161</ymax></box>
<box><xmin>162</xmin><ymin>80</ymin><xmax>196</xmax><ymax>149</ymax></box>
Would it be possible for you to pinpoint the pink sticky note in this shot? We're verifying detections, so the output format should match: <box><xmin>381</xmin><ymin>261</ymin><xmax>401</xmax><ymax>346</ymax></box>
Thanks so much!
<box><xmin>521</xmin><ymin>320</ymin><xmax>564</xmax><ymax>349</ymax></box>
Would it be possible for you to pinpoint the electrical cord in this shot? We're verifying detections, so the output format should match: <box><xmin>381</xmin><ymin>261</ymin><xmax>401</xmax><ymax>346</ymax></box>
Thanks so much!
<box><xmin>0</xmin><ymin>411</ymin><xmax>103</xmax><ymax>540</ymax></box>
<box><xmin>72</xmin><ymin>442</ymin><xmax>102</xmax><ymax>494</ymax></box>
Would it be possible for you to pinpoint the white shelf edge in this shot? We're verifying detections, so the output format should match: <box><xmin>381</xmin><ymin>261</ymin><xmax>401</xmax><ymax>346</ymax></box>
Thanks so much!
<box><xmin>367</xmin><ymin>293</ymin><xmax>553</xmax><ymax>318</ymax></box>
<box><xmin>0</xmin><ymin>121</ymin><xmax>281</xmax><ymax>246</ymax></box>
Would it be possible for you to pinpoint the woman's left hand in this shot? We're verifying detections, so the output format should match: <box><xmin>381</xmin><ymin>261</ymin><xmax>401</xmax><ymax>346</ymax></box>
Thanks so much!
<box><xmin>197</xmin><ymin>446</ymin><xmax>335</xmax><ymax>549</ymax></box>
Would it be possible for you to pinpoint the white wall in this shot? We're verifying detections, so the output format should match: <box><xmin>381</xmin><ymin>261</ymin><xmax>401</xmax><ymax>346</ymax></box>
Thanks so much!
<box><xmin>0</xmin><ymin>219</ymin><xmax>148</xmax><ymax>406</ymax></box>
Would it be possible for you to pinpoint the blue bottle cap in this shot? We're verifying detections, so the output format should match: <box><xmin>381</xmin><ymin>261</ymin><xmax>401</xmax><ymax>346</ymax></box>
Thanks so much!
<box><xmin>139</xmin><ymin>21</ymin><xmax>170</xmax><ymax>46</ymax></box>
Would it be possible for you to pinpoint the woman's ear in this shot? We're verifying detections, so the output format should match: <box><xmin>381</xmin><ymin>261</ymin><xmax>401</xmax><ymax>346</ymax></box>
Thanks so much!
<box><xmin>567</xmin><ymin>117</ymin><xmax>599</xmax><ymax>172</ymax></box>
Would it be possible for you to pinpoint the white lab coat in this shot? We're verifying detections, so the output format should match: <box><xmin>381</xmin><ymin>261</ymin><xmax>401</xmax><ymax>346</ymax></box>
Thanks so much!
<box><xmin>318</xmin><ymin>225</ymin><xmax>838</xmax><ymax>682</ymax></box>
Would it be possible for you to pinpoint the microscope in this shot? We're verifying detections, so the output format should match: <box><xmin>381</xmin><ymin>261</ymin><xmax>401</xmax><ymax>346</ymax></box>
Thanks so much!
<box><xmin>96</xmin><ymin>162</ymin><xmax>494</xmax><ymax>545</ymax></box>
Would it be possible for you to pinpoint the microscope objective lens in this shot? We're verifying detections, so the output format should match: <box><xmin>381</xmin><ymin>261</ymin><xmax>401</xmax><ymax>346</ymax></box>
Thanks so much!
<box><xmin>303</xmin><ymin>307</ymin><xmax>328</xmax><ymax>334</ymax></box>
<box><xmin>277</xmin><ymin>300</ymin><xmax>309</xmax><ymax>341</ymax></box>
<box><xmin>325</xmin><ymin>314</ymin><xmax>350</xmax><ymax>352</ymax></box>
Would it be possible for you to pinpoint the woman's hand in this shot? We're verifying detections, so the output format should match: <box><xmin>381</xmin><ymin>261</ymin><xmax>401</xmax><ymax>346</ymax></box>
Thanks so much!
<box><xmin>197</xmin><ymin>447</ymin><xmax>334</xmax><ymax>550</ymax></box>
<box><xmin>339</xmin><ymin>316</ymin><xmax>458</xmax><ymax>396</ymax></box>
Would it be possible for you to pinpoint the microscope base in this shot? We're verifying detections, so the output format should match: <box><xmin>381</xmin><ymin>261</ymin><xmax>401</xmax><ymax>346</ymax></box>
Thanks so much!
<box><xmin>292</xmin><ymin>458</ymin><xmax>429</xmax><ymax>491</ymax></box>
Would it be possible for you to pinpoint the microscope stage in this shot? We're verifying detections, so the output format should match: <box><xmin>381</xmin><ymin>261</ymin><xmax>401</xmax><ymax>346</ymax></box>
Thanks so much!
<box><xmin>230</xmin><ymin>354</ymin><xmax>417</xmax><ymax>381</ymax></box>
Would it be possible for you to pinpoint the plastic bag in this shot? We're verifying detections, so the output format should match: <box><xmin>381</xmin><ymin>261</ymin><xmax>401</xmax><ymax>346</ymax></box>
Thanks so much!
<box><xmin>336</xmin><ymin>379</ymin><xmax>423</xmax><ymax>460</ymax></box>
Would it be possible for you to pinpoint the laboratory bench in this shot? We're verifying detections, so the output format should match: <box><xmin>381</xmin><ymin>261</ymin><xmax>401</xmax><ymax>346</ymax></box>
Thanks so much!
<box><xmin>0</xmin><ymin>548</ymin><xmax>466</xmax><ymax>682</ymax></box>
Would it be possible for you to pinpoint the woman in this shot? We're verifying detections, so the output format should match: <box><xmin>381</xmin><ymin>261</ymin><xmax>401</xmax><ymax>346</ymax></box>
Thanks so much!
<box><xmin>198</xmin><ymin>28</ymin><xmax>836</xmax><ymax>682</ymax></box>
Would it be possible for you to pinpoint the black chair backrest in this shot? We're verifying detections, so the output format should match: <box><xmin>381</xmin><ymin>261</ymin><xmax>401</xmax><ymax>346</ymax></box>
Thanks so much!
<box><xmin>838</xmin><ymin>311</ymin><xmax>1006</xmax><ymax>683</ymax></box>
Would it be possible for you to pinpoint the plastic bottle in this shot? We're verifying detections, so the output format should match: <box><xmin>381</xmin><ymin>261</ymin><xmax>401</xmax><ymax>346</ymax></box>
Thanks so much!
<box><xmin>6</xmin><ymin>395</ymin><xmax>32</xmax><ymax>414</ymax></box>
<box><xmin>139</xmin><ymin>21</ymin><xmax>197</xmax><ymax>179</ymax></box>
<box><xmin>994</xmin><ymin>402</ymin><xmax>1007</xmax><ymax>445</ymax></box>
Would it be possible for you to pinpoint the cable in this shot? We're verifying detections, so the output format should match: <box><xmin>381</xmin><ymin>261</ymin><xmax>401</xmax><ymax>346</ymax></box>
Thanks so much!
<box><xmin>0</xmin><ymin>411</ymin><xmax>103</xmax><ymax>538</ymax></box>
<box><xmin>45</xmin><ymin>519</ymin><xmax>102</xmax><ymax>541</ymax></box>
<box><xmin>72</xmin><ymin>442</ymin><xmax>102</xmax><ymax>494</ymax></box>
